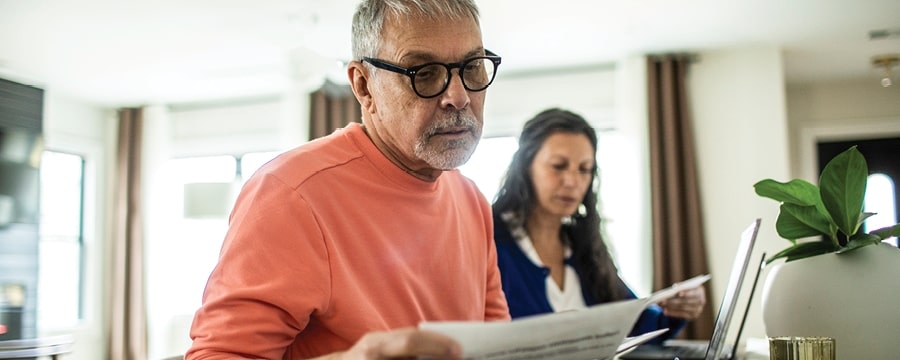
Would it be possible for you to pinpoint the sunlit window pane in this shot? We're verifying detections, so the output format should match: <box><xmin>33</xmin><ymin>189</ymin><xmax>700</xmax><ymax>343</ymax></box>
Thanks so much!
<box><xmin>155</xmin><ymin>155</ymin><xmax>236</xmax><ymax>300</ymax></box>
<box><xmin>39</xmin><ymin>152</ymin><xmax>83</xmax><ymax>236</ymax></box>
<box><xmin>169</xmin><ymin>156</ymin><xmax>236</xmax><ymax>183</ymax></box>
<box><xmin>458</xmin><ymin>137</ymin><xmax>518</xmax><ymax>202</ymax></box>
<box><xmin>37</xmin><ymin>151</ymin><xmax>84</xmax><ymax>329</ymax></box>
<box><xmin>167</xmin><ymin>156</ymin><xmax>237</xmax><ymax>220</ymax></box>
<box><xmin>148</xmin><ymin>155</ymin><xmax>240</xmax><ymax>359</ymax></box>
<box><xmin>241</xmin><ymin>151</ymin><xmax>281</xmax><ymax>184</ymax></box>
<box><xmin>864</xmin><ymin>173</ymin><xmax>897</xmax><ymax>244</ymax></box>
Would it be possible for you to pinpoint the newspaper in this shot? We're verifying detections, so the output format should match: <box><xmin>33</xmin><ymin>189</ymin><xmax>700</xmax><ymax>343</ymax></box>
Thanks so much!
<box><xmin>419</xmin><ymin>274</ymin><xmax>710</xmax><ymax>360</ymax></box>
<box><xmin>617</xmin><ymin>328</ymin><xmax>670</xmax><ymax>353</ymax></box>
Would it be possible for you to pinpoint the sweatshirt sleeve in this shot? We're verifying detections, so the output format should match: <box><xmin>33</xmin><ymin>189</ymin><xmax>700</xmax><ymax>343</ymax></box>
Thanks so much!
<box><xmin>186</xmin><ymin>174</ymin><xmax>331</xmax><ymax>359</ymax></box>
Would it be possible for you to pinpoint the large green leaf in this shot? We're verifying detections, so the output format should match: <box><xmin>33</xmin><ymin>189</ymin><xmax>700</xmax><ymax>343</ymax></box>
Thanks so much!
<box><xmin>754</xmin><ymin>178</ymin><xmax>820</xmax><ymax>206</ymax></box>
<box><xmin>837</xmin><ymin>233</ymin><xmax>882</xmax><ymax>254</ymax></box>
<box><xmin>755</xmin><ymin>178</ymin><xmax>832</xmax><ymax>222</ymax></box>
<box><xmin>870</xmin><ymin>224</ymin><xmax>900</xmax><ymax>240</ymax></box>
<box><xmin>767</xmin><ymin>241</ymin><xmax>839</xmax><ymax>264</ymax></box>
<box><xmin>819</xmin><ymin>146</ymin><xmax>867</xmax><ymax>237</ymax></box>
<box><xmin>776</xmin><ymin>203</ymin><xmax>834</xmax><ymax>240</ymax></box>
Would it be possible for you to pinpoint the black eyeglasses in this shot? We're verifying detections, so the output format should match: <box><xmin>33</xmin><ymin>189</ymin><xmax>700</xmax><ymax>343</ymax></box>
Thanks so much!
<box><xmin>362</xmin><ymin>50</ymin><xmax>501</xmax><ymax>99</ymax></box>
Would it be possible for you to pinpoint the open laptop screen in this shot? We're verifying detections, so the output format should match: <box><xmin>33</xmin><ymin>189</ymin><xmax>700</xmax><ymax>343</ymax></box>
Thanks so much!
<box><xmin>704</xmin><ymin>218</ymin><xmax>761</xmax><ymax>360</ymax></box>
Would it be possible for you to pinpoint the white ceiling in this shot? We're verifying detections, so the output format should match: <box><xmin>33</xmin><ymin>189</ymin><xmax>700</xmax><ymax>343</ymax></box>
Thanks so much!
<box><xmin>1</xmin><ymin>0</ymin><xmax>898</xmax><ymax>107</ymax></box>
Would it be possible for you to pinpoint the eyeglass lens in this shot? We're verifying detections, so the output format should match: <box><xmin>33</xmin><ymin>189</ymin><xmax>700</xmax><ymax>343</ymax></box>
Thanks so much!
<box><xmin>413</xmin><ymin>57</ymin><xmax>497</xmax><ymax>98</ymax></box>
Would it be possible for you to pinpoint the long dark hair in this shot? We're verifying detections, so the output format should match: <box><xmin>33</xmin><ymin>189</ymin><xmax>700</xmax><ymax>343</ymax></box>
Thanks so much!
<box><xmin>492</xmin><ymin>108</ymin><xmax>624</xmax><ymax>303</ymax></box>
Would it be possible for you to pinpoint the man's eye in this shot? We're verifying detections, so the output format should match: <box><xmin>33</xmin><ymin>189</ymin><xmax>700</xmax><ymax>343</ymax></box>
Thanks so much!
<box><xmin>414</xmin><ymin>64</ymin><xmax>445</xmax><ymax>81</ymax></box>
<box><xmin>463</xmin><ymin>61</ymin><xmax>484</xmax><ymax>72</ymax></box>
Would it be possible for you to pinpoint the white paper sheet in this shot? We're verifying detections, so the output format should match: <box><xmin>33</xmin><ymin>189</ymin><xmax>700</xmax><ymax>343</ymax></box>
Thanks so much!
<box><xmin>421</xmin><ymin>299</ymin><xmax>645</xmax><ymax>360</ymax></box>
<box><xmin>419</xmin><ymin>274</ymin><xmax>709</xmax><ymax>360</ymax></box>
<box><xmin>646</xmin><ymin>274</ymin><xmax>711</xmax><ymax>304</ymax></box>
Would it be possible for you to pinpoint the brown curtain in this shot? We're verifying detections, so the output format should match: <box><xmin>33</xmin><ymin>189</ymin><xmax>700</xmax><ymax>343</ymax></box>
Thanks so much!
<box><xmin>107</xmin><ymin>107</ymin><xmax>148</xmax><ymax>360</ymax></box>
<box><xmin>646</xmin><ymin>55</ymin><xmax>714</xmax><ymax>339</ymax></box>
<box><xmin>309</xmin><ymin>80</ymin><xmax>361</xmax><ymax>140</ymax></box>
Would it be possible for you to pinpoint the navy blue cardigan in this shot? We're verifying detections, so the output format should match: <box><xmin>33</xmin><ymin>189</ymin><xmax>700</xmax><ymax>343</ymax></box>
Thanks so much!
<box><xmin>493</xmin><ymin>214</ymin><xmax>686</xmax><ymax>342</ymax></box>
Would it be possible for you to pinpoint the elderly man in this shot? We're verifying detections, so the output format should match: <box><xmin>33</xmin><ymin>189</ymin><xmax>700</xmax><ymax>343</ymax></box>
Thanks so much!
<box><xmin>185</xmin><ymin>0</ymin><xmax>509</xmax><ymax>359</ymax></box>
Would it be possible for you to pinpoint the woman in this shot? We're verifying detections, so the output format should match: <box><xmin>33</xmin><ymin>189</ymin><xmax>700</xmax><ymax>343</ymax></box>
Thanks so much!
<box><xmin>492</xmin><ymin>108</ymin><xmax>705</xmax><ymax>341</ymax></box>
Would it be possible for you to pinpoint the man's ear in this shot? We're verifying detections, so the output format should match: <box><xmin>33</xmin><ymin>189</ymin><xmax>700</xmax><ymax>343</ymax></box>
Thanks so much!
<box><xmin>348</xmin><ymin>61</ymin><xmax>376</xmax><ymax>114</ymax></box>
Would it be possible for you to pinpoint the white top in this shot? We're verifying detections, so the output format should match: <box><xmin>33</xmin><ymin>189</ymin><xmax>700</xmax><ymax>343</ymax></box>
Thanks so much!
<box><xmin>515</xmin><ymin>235</ymin><xmax>588</xmax><ymax>312</ymax></box>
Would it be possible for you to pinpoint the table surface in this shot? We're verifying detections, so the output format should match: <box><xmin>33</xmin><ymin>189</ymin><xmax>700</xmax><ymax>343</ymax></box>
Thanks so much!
<box><xmin>0</xmin><ymin>335</ymin><xmax>74</xmax><ymax>358</ymax></box>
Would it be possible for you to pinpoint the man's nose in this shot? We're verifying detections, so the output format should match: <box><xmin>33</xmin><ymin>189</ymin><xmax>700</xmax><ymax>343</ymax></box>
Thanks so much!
<box><xmin>439</xmin><ymin>72</ymin><xmax>470</xmax><ymax>109</ymax></box>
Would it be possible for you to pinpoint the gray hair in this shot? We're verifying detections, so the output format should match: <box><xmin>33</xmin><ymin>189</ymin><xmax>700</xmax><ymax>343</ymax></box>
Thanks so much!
<box><xmin>351</xmin><ymin>0</ymin><xmax>481</xmax><ymax>60</ymax></box>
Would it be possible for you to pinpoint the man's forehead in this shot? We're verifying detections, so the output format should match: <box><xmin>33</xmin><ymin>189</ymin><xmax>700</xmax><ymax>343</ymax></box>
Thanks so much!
<box><xmin>379</xmin><ymin>16</ymin><xmax>483</xmax><ymax>62</ymax></box>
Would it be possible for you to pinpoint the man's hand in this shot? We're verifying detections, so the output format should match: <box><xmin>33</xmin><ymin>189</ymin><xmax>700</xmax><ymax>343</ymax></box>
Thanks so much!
<box><xmin>323</xmin><ymin>327</ymin><xmax>462</xmax><ymax>360</ymax></box>
<box><xmin>659</xmin><ymin>286</ymin><xmax>706</xmax><ymax>320</ymax></box>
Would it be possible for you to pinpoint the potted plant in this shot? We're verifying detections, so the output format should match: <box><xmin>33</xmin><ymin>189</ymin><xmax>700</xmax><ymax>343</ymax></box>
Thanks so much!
<box><xmin>754</xmin><ymin>145</ymin><xmax>900</xmax><ymax>262</ymax></box>
<box><xmin>753</xmin><ymin>145</ymin><xmax>900</xmax><ymax>359</ymax></box>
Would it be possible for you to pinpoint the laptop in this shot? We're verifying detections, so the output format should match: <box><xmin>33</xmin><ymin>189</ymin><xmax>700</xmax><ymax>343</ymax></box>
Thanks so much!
<box><xmin>620</xmin><ymin>218</ymin><xmax>763</xmax><ymax>360</ymax></box>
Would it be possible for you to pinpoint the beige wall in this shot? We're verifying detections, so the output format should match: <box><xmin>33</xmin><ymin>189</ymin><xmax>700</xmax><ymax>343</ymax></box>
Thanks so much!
<box><xmin>689</xmin><ymin>46</ymin><xmax>790</xmax><ymax>345</ymax></box>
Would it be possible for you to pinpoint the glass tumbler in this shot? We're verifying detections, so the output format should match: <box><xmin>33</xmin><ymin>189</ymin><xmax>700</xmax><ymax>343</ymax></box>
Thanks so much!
<box><xmin>768</xmin><ymin>336</ymin><xmax>835</xmax><ymax>360</ymax></box>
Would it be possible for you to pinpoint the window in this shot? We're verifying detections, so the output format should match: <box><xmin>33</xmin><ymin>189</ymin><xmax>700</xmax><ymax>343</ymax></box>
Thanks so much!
<box><xmin>37</xmin><ymin>151</ymin><xmax>85</xmax><ymax>329</ymax></box>
<box><xmin>864</xmin><ymin>173</ymin><xmax>897</xmax><ymax>246</ymax></box>
<box><xmin>147</xmin><ymin>155</ymin><xmax>237</xmax><ymax>358</ymax></box>
<box><xmin>458</xmin><ymin>136</ymin><xmax>518</xmax><ymax>202</ymax></box>
<box><xmin>155</xmin><ymin>155</ymin><xmax>237</xmax><ymax>309</ymax></box>
<box><xmin>152</xmin><ymin>150</ymin><xmax>280</xmax><ymax>300</ymax></box>
<box><xmin>240</xmin><ymin>151</ymin><xmax>281</xmax><ymax>184</ymax></box>
<box><xmin>147</xmin><ymin>150</ymin><xmax>281</xmax><ymax>358</ymax></box>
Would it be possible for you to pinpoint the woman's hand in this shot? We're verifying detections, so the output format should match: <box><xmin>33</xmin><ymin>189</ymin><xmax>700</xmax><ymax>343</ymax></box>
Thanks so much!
<box><xmin>659</xmin><ymin>286</ymin><xmax>706</xmax><ymax>320</ymax></box>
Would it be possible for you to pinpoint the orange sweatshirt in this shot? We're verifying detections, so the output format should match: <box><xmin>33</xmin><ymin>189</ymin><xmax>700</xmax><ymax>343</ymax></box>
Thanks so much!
<box><xmin>186</xmin><ymin>123</ymin><xmax>509</xmax><ymax>359</ymax></box>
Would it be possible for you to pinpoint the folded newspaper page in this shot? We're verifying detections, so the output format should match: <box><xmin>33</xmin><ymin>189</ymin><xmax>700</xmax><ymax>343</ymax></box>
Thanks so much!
<box><xmin>617</xmin><ymin>328</ymin><xmax>670</xmax><ymax>354</ymax></box>
<box><xmin>419</xmin><ymin>274</ymin><xmax>709</xmax><ymax>360</ymax></box>
<box><xmin>421</xmin><ymin>298</ymin><xmax>645</xmax><ymax>360</ymax></box>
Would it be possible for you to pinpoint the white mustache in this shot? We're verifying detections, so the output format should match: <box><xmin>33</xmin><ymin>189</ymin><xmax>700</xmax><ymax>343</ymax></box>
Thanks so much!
<box><xmin>425</xmin><ymin>111</ymin><xmax>478</xmax><ymax>137</ymax></box>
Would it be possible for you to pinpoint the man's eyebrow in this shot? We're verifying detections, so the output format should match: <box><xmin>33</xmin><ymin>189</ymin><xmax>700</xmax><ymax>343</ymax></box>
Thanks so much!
<box><xmin>399</xmin><ymin>48</ymin><xmax>486</xmax><ymax>64</ymax></box>
<box><xmin>460</xmin><ymin>48</ymin><xmax>486</xmax><ymax>58</ymax></box>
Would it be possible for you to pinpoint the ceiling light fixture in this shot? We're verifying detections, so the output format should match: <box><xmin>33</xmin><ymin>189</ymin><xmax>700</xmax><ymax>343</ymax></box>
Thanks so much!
<box><xmin>872</xmin><ymin>54</ymin><xmax>899</xmax><ymax>87</ymax></box>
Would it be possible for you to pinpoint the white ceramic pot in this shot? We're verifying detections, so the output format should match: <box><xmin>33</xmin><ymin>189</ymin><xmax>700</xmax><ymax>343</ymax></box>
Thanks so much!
<box><xmin>761</xmin><ymin>243</ymin><xmax>900</xmax><ymax>360</ymax></box>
